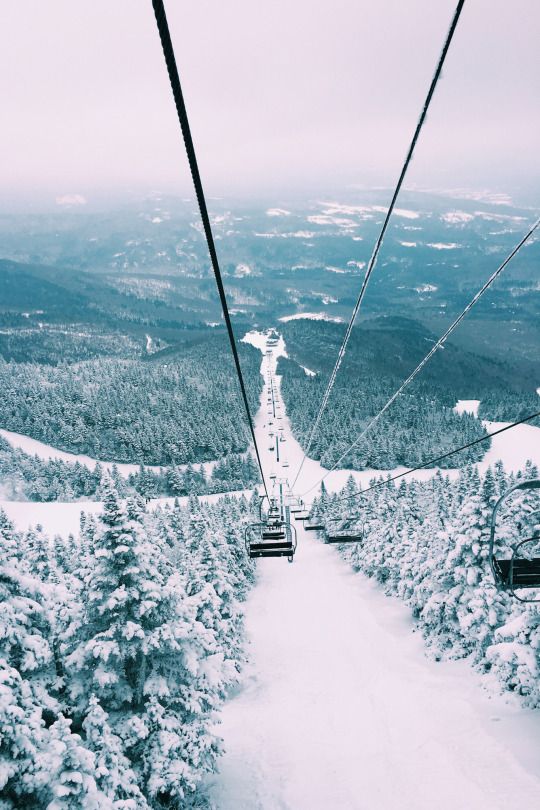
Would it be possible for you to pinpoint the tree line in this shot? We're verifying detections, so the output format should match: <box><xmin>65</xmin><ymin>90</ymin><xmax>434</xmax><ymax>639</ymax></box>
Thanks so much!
<box><xmin>0</xmin><ymin>436</ymin><xmax>260</xmax><ymax>502</ymax></box>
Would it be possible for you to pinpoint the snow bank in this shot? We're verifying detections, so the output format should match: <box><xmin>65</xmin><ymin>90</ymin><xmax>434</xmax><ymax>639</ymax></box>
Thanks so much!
<box><xmin>266</xmin><ymin>208</ymin><xmax>290</xmax><ymax>217</ymax></box>
<box><xmin>427</xmin><ymin>242</ymin><xmax>461</xmax><ymax>250</ymax></box>
<box><xmin>278</xmin><ymin>313</ymin><xmax>343</xmax><ymax>323</ymax></box>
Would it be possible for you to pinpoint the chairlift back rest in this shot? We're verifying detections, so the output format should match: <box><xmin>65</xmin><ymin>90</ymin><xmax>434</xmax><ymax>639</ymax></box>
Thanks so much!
<box><xmin>490</xmin><ymin>479</ymin><xmax>540</xmax><ymax>594</ymax></box>
<box><xmin>493</xmin><ymin>556</ymin><xmax>540</xmax><ymax>588</ymax></box>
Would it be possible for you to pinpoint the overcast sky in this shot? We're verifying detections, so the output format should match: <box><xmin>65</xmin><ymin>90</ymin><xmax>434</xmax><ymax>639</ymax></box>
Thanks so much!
<box><xmin>2</xmin><ymin>0</ymin><xmax>539</xmax><ymax>203</ymax></box>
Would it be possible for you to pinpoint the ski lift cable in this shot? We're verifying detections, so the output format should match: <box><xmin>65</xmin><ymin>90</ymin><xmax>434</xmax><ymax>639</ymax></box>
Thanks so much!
<box><xmin>291</xmin><ymin>0</ymin><xmax>466</xmax><ymax>489</ymax></box>
<box><xmin>311</xmin><ymin>409</ymin><xmax>540</xmax><ymax>509</ymax></box>
<box><xmin>300</xmin><ymin>216</ymin><xmax>540</xmax><ymax>497</ymax></box>
<box><xmin>151</xmin><ymin>0</ymin><xmax>269</xmax><ymax>500</ymax></box>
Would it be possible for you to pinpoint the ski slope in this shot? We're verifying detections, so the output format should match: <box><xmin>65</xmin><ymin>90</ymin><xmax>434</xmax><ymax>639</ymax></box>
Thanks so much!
<box><xmin>209</xmin><ymin>530</ymin><xmax>540</xmax><ymax>810</ymax></box>
<box><xmin>209</xmin><ymin>333</ymin><xmax>540</xmax><ymax>810</ymax></box>
<box><xmin>243</xmin><ymin>330</ymin><xmax>540</xmax><ymax>501</ymax></box>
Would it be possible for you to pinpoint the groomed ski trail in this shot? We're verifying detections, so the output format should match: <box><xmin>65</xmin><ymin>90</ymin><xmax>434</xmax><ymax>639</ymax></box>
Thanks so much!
<box><xmin>209</xmin><ymin>331</ymin><xmax>540</xmax><ymax>810</ymax></box>
<box><xmin>209</xmin><ymin>532</ymin><xmax>540</xmax><ymax>810</ymax></box>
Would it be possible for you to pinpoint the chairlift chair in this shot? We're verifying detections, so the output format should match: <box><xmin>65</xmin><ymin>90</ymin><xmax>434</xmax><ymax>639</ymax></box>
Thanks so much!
<box><xmin>288</xmin><ymin>498</ymin><xmax>304</xmax><ymax>513</ymax></box>
<box><xmin>245</xmin><ymin>519</ymin><xmax>297</xmax><ymax>562</ymax></box>
<box><xmin>489</xmin><ymin>479</ymin><xmax>540</xmax><ymax>602</ymax></box>
<box><xmin>324</xmin><ymin>517</ymin><xmax>364</xmax><ymax>543</ymax></box>
<box><xmin>325</xmin><ymin>532</ymin><xmax>364</xmax><ymax>544</ymax></box>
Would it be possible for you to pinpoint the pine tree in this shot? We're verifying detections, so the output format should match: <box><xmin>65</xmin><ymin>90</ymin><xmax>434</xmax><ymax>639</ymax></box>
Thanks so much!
<box><xmin>0</xmin><ymin>664</ymin><xmax>50</xmax><ymax>807</ymax></box>
<box><xmin>47</xmin><ymin>715</ymin><xmax>112</xmax><ymax>810</ymax></box>
<box><xmin>82</xmin><ymin>696</ymin><xmax>148</xmax><ymax>808</ymax></box>
<box><xmin>0</xmin><ymin>510</ymin><xmax>20</xmax><ymax>563</ymax></box>
<box><xmin>66</xmin><ymin>477</ymin><xmax>223</xmax><ymax>803</ymax></box>
<box><xmin>65</xmin><ymin>477</ymin><xmax>165</xmax><ymax>714</ymax></box>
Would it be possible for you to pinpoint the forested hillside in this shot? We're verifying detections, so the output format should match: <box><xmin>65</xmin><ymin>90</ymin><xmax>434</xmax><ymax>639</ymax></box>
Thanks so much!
<box><xmin>0</xmin><ymin>480</ymin><xmax>257</xmax><ymax>808</ymax></box>
<box><xmin>279</xmin><ymin>318</ymin><xmax>539</xmax><ymax>470</ymax></box>
<box><xmin>0</xmin><ymin>337</ymin><xmax>262</xmax><ymax>466</ymax></box>
<box><xmin>0</xmin><ymin>435</ymin><xmax>259</xmax><ymax>501</ymax></box>
<box><xmin>311</xmin><ymin>462</ymin><xmax>540</xmax><ymax>703</ymax></box>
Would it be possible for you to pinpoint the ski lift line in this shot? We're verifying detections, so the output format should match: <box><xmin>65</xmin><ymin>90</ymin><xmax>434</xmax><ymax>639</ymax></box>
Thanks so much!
<box><xmin>315</xmin><ymin>410</ymin><xmax>540</xmax><ymax>508</ymax></box>
<box><xmin>298</xmin><ymin>215</ymin><xmax>540</xmax><ymax>496</ymax></box>
<box><xmin>151</xmin><ymin>0</ymin><xmax>269</xmax><ymax>500</ymax></box>
<box><xmin>291</xmin><ymin>0</ymin><xmax>466</xmax><ymax>489</ymax></box>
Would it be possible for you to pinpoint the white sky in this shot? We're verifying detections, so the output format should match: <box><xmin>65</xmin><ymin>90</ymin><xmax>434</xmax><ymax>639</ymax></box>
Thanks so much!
<box><xmin>1</xmin><ymin>0</ymin><xmax>539</xmax><ymax>201</ymax></box>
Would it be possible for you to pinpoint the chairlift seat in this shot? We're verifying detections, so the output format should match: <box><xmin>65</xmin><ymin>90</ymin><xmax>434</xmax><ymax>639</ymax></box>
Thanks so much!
<box><xmin>249</xmin><ymin>548</ymin><xmax>293</xmax><ymax>559</ymax></box>
<box><xmin>492</xmin><ymin>557</ymin><xmax>540</xmax><ymax>589</ymax></box>
<box><xmin>305</xmin><ymin>524</ymin><xmax>325</xmax><ymax>531</ymax></box>
<box><xmin>326</xmin><ymin>534</ymin><xmax>363</xmax><ymax>543</ymax></box>
<box><xmin>262</xmin><ymin>530</ymin><xmax>286</xmax><ymax>541</ymax></box>
<box><xmin>251</xmin><ymin>539</ymin><xmax>292</xmax><ymax>551</ymax></box>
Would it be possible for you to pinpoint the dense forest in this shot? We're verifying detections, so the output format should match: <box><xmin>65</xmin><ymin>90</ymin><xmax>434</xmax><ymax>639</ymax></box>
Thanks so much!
<box><xmin>478</xmin><ymin>390</ymin><xmax>540</xmax><ymax>422</ymax></box>
<box><xmin>0</xmin><ymin>436</ymin><xmax>259</xmax><ymax>501</ymax></box>
<box><xmin>0</xmin><ymin>337</ymin><xmax>262</xmax><ymax>466</ymax></box>
<box><xmin>278</xmin><ymin>318</ymin><xmax>540</xmax><ymax>470</ymax></box>
<box><xmin>0</xmin><ymin>480</ymin><xmax>257</xmax><ymax>808</ymax></box>
<box><xmin>280</xmin><ymin>357</ymin><xmax>487</xmax><ymax>469</ymax></box>
<box><xmin>311</xmin><ymin>462</ymin><xmax>540</xmax><ymax>703</ymax></box>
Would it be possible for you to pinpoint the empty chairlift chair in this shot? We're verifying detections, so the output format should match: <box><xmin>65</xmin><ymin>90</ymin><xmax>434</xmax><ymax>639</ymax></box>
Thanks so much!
<box><xmin>325</xmin><ymin>518</ymin><xmax>364</xmax><ymax>544</ymax></box>
<box><xmin>304</xmin><ymin>521</ymin><xmax>326</xmax><ymax>532</ymax></box>
<box><xmin>245</xmin><ymin>514</ymin><xmax>297</xmax><ymax>563</ymax></box>
<box><xmin>288</xmin><ymin>498</ymin><xmax>305</xmax><ymax>515</ymax></box>
<box><xmin>490</xmin><ymin>479</ymin><xmax>540</xmax><ymax>602</ymax></box>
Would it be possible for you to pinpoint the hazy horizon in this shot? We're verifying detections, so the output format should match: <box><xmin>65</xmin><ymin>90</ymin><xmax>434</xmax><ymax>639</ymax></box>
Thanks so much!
<box><xmin>2</xmin><ymin>0</ymin><xmax>539</xmax><ymax>205</ymax></box>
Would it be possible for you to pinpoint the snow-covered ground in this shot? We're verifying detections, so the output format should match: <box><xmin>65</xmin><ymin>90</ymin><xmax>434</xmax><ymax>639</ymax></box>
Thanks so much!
<box><xmin>278</xmin><ymin>312</ymin><xmax>344</xmax><ymax>324</ymax></box>
<box><xmin>4</xmin><ymin>328</ymin><xmax>540</xmax><ymax>807</ymax></box>
<box><xmin>208</xmin><ymin>332</ymin><xmax>540</xmax><ymax>809</ymax></box>
<box><xmin>455</xmin><ymin>399</ymin><xmax>481</xmax><ymax>416</ymax></box>
<box><xmin>209</xmin><ymin>530</ymin><xmax>540</xmax><ymax>810</ymax></box>
<box><xmin>0</xmin><ymin>489</ymin><xmax>253</xmax><ymax>537</ymax></box>
<box><xmin>299</xmin><ymin>364</ymin><xmax>316</xmax><ymax>377</ymax></box>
